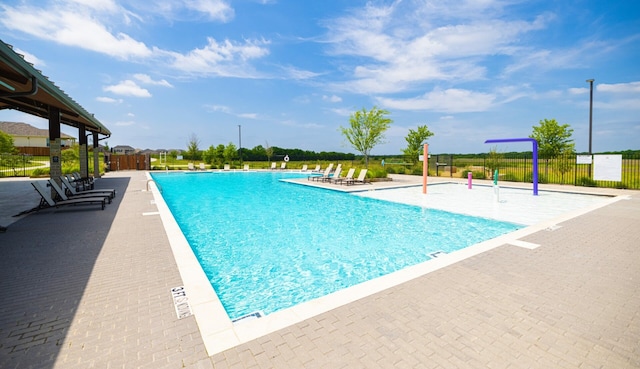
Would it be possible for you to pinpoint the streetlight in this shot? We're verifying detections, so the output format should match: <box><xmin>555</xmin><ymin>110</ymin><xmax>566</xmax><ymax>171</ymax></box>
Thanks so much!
<box><xmin>586</xmin><ymin>79</ymin><xmax>594</xmax><ymax>155</ymax></box>
<box><xmin>586</xmin><ymin>78</ymin><xmax>594</xmax><ymax>178</ymax></box>
<box><xmin>238</xmin><ymin>125</ymin><xmax>242</xmax><ymax>165</ymax></box>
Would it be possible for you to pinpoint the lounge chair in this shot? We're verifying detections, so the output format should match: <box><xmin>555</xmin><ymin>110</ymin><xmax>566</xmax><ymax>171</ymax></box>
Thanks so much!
<box><xmin>327</xmin><ymin>168</ymin><xmax>343</xmax><ymax>183</ymax></box>
<box><xmin>311</xmin><ymin>164</ymin><xmax>321</xmax><ymax>172</ymax></box>
<box><xmin>308</xmin><ymin>163</ymin><xmax>333</xmax><ymax>181</ymax></box>
<box><xmin>334</xmin><ymin>168</ymin><xmax>355</xmax><ymax>185</ymax></box>
<box><xmin>70</xmin><ymin>172</ymin><xmax>94</xmax><ymax>190</ymax></box>
<box><xmin>280</xmin><ymin>162</ymin><xmax>287</xmax><ymax>170</ymax></box>
<box><xmin>346</xmin><ymin>169</ymin><xmax>369</xmax><ymax>185</ymax></box>
<box><xmin>60</xmin><ymin>176</ymin><xmax>116</xmax><ymax>199</ymax></box>
<box><xmin>243</xmin><ymin>164</ymin><xmax>250</xmax><ymax>171</ymax></box>
<box><xmin>270</xmin><ymin>162</ymin><xmax>277</xmax><ymax>170</ymax></box>
<box><xmin>188</xmin><ymin>163</ymin><xmax>195</xmax><ymax>171</ymax></box>
<box><xmin>199</xmin><ymin>163</ymin><xmax>206</xmax><ymax>170</ymax></box>
<box><xmin>224</xmin><ymin>164</ymin><xmax>230</xmax><ymax>171</ymax></box>
<box><xmin>48</xmin><ymin>179</ymin><xmax>112</xmax><ymax>204</ymax></box>
<box><xmin>300</xmin><ymin>164</ymin><xmax>308</xmax><ymax>172</ymax></box>
<box><xmin>32</xmin><ymin>181</ymin><xmax>106</xmax><ymax>210</ymax></box>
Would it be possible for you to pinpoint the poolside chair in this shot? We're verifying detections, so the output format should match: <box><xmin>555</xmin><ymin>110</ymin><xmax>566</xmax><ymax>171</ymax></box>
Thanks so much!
<box><xmin>188</xmin><ymin>163</ymin><xmax>195</xmax><ymax>171</ymax></box>
<box><xmin>32</xmin><ymin>181</ymin><xmax>106</xmax><ymax>210</ymax></box>
<box><xmin>224</xmin><ymin>164</ymin><xmax>230</xmax><ymax>171</ymax></box>
<box><xmin>243</xmin><ymin>164</ymin><xmax>250</xmax><ymax>171</ymax></box>
<box><xmin>59</xmin><ymin>176</ymin><xmax>116</xmax><ymax>199</ymax></box>
<box><xmin>311</xmin><ymin>164</ymin><xmax>321</xmax><ymax>172</ymax></box>
<box><xmin>334</xmin><ymin>168</ymin><xmax>355</xmax><ymax>185</ymax></box>
<box><xmin>308</xmin><ymin>163</ymin><xmax>333</xmax><ymax>181</ymax></box>
<box><xmin>328</xmin><ymin>168</ymin><xmax>344</xmax><ymax>183</ymax></box>
<box><xmin>321</xmin><ymin>164</ymin><xmax>342</xmax><ymax>183</ymax></box>
<box><xmin>48</xmin><ymin>179</ymin><xmax>112</xmax><ymax>204</ymax></box>
<box><xmin>346</xmin><ymin>169</ymin><xmax>369</xmax><ymax>185</ymax></box>
<box><xmin>199</xmin><ymin>163</ymin><xmax>206</xmax><ymax>171</ymax></box>
<box><xmin>270</xmin><ymin>162</ymin><xmax>277</xmax><ymax>170</ymax></box>
<box><xmin>70</xmin><ymin>172</ymin><xmax>94</xmax><ymax>190</ymax></box>
<box><xmin>280</xmin><ymin>162</ymin><xmax>287</xmax><ymax>170</ymax></box>
<box><xmin>301</xmin><ymin>164</ymin><xmax>308</xmax><ymax>172</ymax></box>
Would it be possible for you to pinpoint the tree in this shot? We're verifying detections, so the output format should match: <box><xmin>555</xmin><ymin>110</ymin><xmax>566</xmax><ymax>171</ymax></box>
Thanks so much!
<box><xmin>223</xmin><ymin>142</ymin><xmax>237</xmax><ymax>164</ymax></box>
<box><xmin>186</xmin><ymin>133</ymin><xmax>201</xmax><ymax>160</ymax></box>
<box><xmin>402</xmin><ymin>125</ymin><xmax>434</xmax><ymax>164</ymax></box>
<box><xmin>265</xmin><ymin>141</ymin><xmax>273</xmax><ymax>162</ymax></box>
<box><xmin>340</xmin><ymin>106</ymin><xmax>393</xmax><ymax>167</ymax></box>
<box><xmin>530</xmin><ymin>118</ymin><xmax>574</xmax><ymax>176</ymax></box>
<box><xmin>0</xmin><ymin>130</ymin><xmax>17</xmax><ymax>154</ymax></box>
<box><xmin>485</xmin><ymin>146</ymin><xmax>503</xmax><ymax>179</ymax></box>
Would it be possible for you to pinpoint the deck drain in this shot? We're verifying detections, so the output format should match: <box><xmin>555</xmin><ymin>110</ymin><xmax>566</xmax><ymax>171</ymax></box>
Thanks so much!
<box><xmin>428</xmin><ymin>251</ymin><xmax>446</xmax><ymax>259</ymax></box>
<box><xmin>232</xmin><ymin>311</ymin><xmax>264</xmax><ymax>323</ymax></box>
<box><xmin>170</xmin><ymin>286</ymin><xmax>192</xmax><ymax>319</ymax></box>
<box><xmin>546</xmin><ymin>225</ymin><xmax>562</xmax><ymax>231</ymax></box>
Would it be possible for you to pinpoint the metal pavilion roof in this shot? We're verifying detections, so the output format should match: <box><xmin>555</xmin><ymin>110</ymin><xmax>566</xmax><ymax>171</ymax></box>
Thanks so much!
<box><xmin>0</xmin><ymin>40</ymin><xmax>110</xmax><ymax>136</ymax></box>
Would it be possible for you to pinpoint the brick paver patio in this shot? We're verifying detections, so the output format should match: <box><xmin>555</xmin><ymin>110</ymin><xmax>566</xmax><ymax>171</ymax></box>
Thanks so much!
<box><xmin>1</xmin><ymin>172</ymin><xmax>638</xmax><ymax>368</ymax></box>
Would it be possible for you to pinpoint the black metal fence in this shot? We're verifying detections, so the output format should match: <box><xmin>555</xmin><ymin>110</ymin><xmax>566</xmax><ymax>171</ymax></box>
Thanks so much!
<box><xmin>0</xmin><ymin>154</ymin><xmax>50</xmax><ymax>178</ymax></box>
<box><xmin>445</xmin><ymin>152</ymin><xmax>640</xmax><ymax>190</ymax></box>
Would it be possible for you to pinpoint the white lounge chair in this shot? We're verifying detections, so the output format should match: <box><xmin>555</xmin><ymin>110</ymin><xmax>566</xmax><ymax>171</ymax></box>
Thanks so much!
<box><xmin>199</xmin><ymin>163</ymin><xmax>206</xmax><ymax>170</ymax></box>
<box><xmin>188</xmin><ymin>163</ymin><xmax>195</xmax><ymax>171</ymax></box>
<box><xmin>346</xmin><ymin>169</ymin><xmax>369</xmax><ymax>185</ymax></box>
<box><xmin>32</xmin><ymin>181</ymin><xmax>106</xmax><ymax>210</ymax></box>
<box><xmin>301</xmin><ymin>164</ymin><xmax>308</xmax><ymax>172</ymax></box>
<box><xmin>224</xmin><ymin>164</ymin><xmax>230</xmax><ymax>171</ymax></box>
<box><xmin>271</xmin><ymin>162</ymin><xmax>277</xmax><ymax>170</ymax></box>
<box><xmin>334</xmin><ymin>168</ymin><xmax>355</xmax><ymax>185</ymax></box>
<box><xmin>311</xmin><ymin>164</ymin><xmax>321</xmax><ymax>172</ymax></box>
<box><xmin>243</xmin><ymin>164</ymin><xmax>250</xmax><ymax>171</ymax></box>
<box><xmin>308</xmin><ymin>163</ymin><xmax>333</xmax><ymax>181</ymax></box>
<box><xmin>328</xmin><ymin>168</ymin><xmax>343</xmax><ymax>183</ymax></box>
<box><xmin>280</xmin><ymin>162</ymin><xmax>287</xmax><ymax>170</ymax></box>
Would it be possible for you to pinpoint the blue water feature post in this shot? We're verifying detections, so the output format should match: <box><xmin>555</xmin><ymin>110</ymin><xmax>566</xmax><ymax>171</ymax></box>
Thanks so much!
<box><xmin>484</xmin><ymin>138</ymin><xmax>539</xmax><ymax>195</ymax></box>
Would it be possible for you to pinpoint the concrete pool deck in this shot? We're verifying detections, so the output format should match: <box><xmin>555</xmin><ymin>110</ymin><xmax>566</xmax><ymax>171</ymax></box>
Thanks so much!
<box><xmin>1</xmin><ymin>171</ymin><xmax>639</xmax><ymax>368</ymax></box>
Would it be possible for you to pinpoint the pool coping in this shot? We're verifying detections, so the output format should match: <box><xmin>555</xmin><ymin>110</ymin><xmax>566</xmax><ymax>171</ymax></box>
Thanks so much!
<box><xmin>147</xmin><ymin>172</ymin><xmax>628</xmax><ymax>356</ymax></box>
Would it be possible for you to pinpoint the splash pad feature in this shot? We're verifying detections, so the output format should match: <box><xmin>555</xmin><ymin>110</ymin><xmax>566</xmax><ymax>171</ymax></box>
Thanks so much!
<box><xmin>484</xmin><ymin>138</ymin><xmax>539</xmax><ymax>196</ymax></box>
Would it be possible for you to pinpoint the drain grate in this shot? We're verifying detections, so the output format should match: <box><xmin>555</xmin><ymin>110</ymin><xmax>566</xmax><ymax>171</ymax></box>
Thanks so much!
<box><xmin>232</xmin><ymin>311</ymin><xmax>264</xmax><ymax>323</ymax></box>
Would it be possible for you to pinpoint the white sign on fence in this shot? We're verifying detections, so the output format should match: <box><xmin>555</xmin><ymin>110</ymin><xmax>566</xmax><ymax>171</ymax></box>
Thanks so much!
<box><xmin>576</xmin><ymin>155</ymin><xmax>592</xmax><ymax>164</ymax></box>
<box><xmin>593</xmin><ymin>154</ymin><xmax>622</xmax><ymax>182</ymax></box>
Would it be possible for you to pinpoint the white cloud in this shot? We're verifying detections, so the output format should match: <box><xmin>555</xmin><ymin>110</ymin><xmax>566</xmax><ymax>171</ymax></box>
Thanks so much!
<box><xmin>568</xmin><ymin>87</ymin><xmax>589</xmax><ymax>95</ymax></box>
<box><xmin>238</xmin><ymin>113</ymin><xmax>258</xmax><ymax>119</ymax></box>
<box><xmin>13</xmin><ymin>48</ymin><xmax>45</xmax><ymax>67</ymax></box>
<box><xmin>162</xmin><ymin>37</ymin><xmax>270</xmax><ymax>78</ymax></box>
<box><xmin>0</xmin><ymin>5</ymin><xmax>151</xmax><ymax>60</ymax></box>
<box><xmin>185</xmin><ymin>0</ymin><xmax>234</xmax><ymax>22</ymax></box>
<box><xmin>377</xmin><ymin>88</ymin><xmax>496</xmax><ymax>113</ymax></box>
<box><xmin>104</xmin><ymin>80</ymin><xmax>151</xmax><ymax>97</ymax></box>
<box><xmin>322</xmin><ymin>95</ymin><xmax>342</xmax><ymax>103</ymax></box>
<box><xmin>96</xmin><ymin>96</ymin><xmax>123</xmax><ymax>103</ymax></box>
<box><xmin>134</xmin><ymin>74</ymin><xmax>173</xmax><ymax>87</ymax></box>
<box><xmin>115</xmin><ymin>121</ymin><xmax>136</xmax><ymax>126</ymax></box>
<box><xmin>598</xmin><ymin>81</ymin><xmax>640</xmax><ymax>93</ymax></box>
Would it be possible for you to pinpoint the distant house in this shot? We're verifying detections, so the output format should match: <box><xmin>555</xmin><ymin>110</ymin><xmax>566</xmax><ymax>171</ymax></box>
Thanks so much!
<box><xmin>0</xmin><ymin>121</ymin><xmax>76</xmax><ymax>155</ymax></box>
<box><xmin>112</xmin><ymin>145</ymin><xmax>136</xmax><ymax>155</ymax></box>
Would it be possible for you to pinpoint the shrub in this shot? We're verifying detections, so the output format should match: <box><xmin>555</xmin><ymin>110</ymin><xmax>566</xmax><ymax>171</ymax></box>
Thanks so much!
<box><xmin>524</xmin><ymin>172</ymin><xmax>547</xmax><ymax>184</ymax></box>
<box><xmin>578</xmin><ymin>176</ymin><xmax>597</xmax><ymax>187</ymax></box>
<box><xmin>30</xmin><ymin>168</ymin><xmax>50</xmax><ymax>177</ymax></box>
<box><xmin>385</xmin><ymin>167</ymin><xmax>396</xmax><ymax>174</ymax></box>
<box><xmin>461</xmin><ymin>169</ymin><xmax>486</xmax><ymax>180</ymax></box>
<box><xmin>367</xmin><ymin>168</ymin><xmax>388</xmax><ymax>179</ymax></box>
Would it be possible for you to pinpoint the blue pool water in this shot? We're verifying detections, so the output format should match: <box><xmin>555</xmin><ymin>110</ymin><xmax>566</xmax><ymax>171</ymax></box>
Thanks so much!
<box><xmin>151</xmin><ymin>171</ymin><xmax>522</xmax><ymax>320</ymax></box>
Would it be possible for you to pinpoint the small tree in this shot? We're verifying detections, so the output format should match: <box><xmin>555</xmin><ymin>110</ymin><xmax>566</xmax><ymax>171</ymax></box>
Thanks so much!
<box><xmin>530</xmin><ymin>118</ymin><xmax>574</xmax><ymax>177</ymax></box>
<box><xmin>402</xmin><ymin>125</ymin><xmax>434</xmax><ymax>164</ymax></box>
<box><xmin>0</xmin><ymin>130</ymin><xmax>17</xmax><ymax>154</ymax></box>
<box><xmin>223</xmin><ymin>142</ymin><xmax>237</xmax><ymax>164</ymax></box>
<box><xmin>340</xmin><ymin>106</ymin><xmax>393</xmax><ymax>167</ymax></box>
<box><xmin>186</xmin><ymin>133</ymin><xmax>201</xmax><ymax>161</ymax></box>
<box><xmin>265</xmin><ymin>141</ymin><xmax>273</xmax><ymax>162</ymax></box>
<box><xmin>485</xmin><ymin>146</ymin><xmax>503</xmax><ymax>179</ymax></box>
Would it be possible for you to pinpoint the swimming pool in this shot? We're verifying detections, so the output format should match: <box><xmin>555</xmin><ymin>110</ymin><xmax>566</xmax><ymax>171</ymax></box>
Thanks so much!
<box><xmin>151</xmin><ymin>171</ymin><xmax>521</xmax><ymax>320</ymax></box>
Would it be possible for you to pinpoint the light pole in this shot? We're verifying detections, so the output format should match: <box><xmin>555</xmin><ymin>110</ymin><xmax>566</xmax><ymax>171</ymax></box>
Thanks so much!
<box><xmin>238</xmin><ymin>125</ymin><xmax>242</xmax><ymax>165</ymax></box>
<box><xmin>586</xmin><ymin>79</ymin><xmax>594</xmax><ymax>177</ymax></box>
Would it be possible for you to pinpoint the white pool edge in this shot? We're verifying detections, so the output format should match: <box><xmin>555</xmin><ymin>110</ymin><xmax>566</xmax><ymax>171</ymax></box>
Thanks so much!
<box><xmin>146</xmin><ymin>173</ymin><xmax>628</xmax><ymax>356</ymax></box>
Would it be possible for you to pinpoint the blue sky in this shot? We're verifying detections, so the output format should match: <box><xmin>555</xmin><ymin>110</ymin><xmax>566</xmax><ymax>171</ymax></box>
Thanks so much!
<box><xmin>1</xmin><ymin>0</ymin><xmax>638</xmax><ymax>155</ymax></box>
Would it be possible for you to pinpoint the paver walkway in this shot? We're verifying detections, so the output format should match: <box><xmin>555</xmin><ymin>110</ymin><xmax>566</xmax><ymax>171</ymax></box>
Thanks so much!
<box><xmin>1</xmin><ymin>171</ymin><xmax>638</xmax><ymax>368</ymax></box>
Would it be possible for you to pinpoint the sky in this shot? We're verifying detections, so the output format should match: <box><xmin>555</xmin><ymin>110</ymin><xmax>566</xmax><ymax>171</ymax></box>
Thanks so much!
<box><xmin>0</xmin><ymin>0</ymin><xmax>639</xmax><ymax>155</ymax></box>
